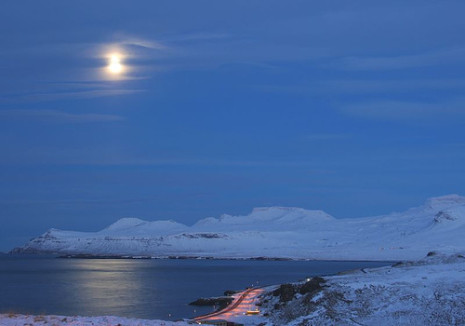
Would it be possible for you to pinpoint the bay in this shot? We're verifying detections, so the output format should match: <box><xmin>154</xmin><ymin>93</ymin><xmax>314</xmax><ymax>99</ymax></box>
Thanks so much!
<box><xmin>0</xmin><ymin>255</ymin><xmax>388</xmax><ymax>321</ymax></box>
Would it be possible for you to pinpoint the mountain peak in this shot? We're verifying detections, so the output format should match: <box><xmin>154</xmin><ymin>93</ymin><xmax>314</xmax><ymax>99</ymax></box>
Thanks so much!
<box><xmin>249</xmin><ymin>206</ymin><xmax>334</xmax><ymax>222</ymax></box>
<box><xmin>425</xmin><ymin>195</ymin><xmax>465</xmax><ymax>210</ymax></box>
<box><xmin>251</xmin><ymin>206</ymin><xmax>307</xmax><ymax>214</ymax></box>
<box><xmin>104</xmin><ymin>217</ymin><xmax>147</xmax><ymax>231</ymax></box>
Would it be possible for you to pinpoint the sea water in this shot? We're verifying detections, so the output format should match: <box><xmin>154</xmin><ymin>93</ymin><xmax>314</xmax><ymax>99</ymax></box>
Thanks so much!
<box><xmin>0</xmin><ymin>255</ymin><xmax>388</xmax><ymax>320</ymax></box>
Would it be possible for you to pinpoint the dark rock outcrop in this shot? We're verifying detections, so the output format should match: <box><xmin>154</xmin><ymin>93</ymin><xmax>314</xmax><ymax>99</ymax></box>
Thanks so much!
<box><xmin>273</xmin><ymin>283</ymin><xmax>296</xmax><ymax>302</ymax></box>
<box><xmin>299</xmin><ymin>276</ymin><xmax>326</xmax><ymax>295</ymax></box>
<box><xmin>189</xmin><ymin>296</ymin><xmax>233</xmax><ymax>309</ymax></box>
<box><xmin>272</xmin><ymin>277</ymin><xmax>327</xmax><ymax>303</ymax></box>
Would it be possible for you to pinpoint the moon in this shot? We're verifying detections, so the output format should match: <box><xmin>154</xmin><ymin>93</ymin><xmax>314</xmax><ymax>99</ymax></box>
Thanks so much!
<box><xmin>107</xmin><ymin>54</ymin><xmax>123</xmax><ymax>74</ymax></box>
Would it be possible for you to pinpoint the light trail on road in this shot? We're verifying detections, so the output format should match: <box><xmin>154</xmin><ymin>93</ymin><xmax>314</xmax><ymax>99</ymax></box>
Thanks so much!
<box><xmin>193</xmin><ymin>287</ymin><xmax>264</xmax><ymax>323</ymax></box>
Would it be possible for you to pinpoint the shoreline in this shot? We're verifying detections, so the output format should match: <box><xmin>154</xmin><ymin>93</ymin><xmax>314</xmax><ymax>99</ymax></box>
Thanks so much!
<box><xmin>2</xmin><ymin>253</ymin><xmax>464</xmax><ymax>325</ymax></box>
<box><xmin>5</xmin><ymin>252</ymin><xmax>397</xmax><ymax>263</ymax></box>
<box><xmin>0</xmin><ymin>255</ymin><xmax>391</xmax><ymax>323</ymax></box>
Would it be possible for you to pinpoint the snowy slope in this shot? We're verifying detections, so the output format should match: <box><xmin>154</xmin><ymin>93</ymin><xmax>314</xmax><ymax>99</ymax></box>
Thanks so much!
<box><xmin>13</xmin><ymin>195</ymin><xmax>465</xmax><ymax>260</ymax></box>
<box><xmin>101</xmin><ymin>218</ymin><xmax>188</xmax><ymax>236</ymax></box>
<box><xmin>261</xmin><ymin>252</ymin><xmax>465</xmax><ymax>326</ymax></box>
<box><xmin>0</xmin><ymin>314</ymin><xmax>189</xmax><ymax>326</ymax></box>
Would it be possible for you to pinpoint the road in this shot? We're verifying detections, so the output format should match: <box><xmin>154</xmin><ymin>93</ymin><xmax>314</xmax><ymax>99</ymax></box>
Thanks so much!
<box><xmin>192</xmin><ymin>287</ymin><xmax>264</xmax><ymax>322</ymax></box>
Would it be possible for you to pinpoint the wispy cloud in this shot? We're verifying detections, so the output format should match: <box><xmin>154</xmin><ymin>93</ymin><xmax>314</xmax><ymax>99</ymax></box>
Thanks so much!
<box><xmin>0</xmin><ymin>109</ymin><xmax>124</xmax><ymax>123</ymax></box>
<box><xmin>93</xmin><ymin>36</ymin><xmax>169</xmax><ymax>60</ymax></box>
<box><xmin>3</xmin><ymin>36</ymin><xmax>169</xmax><ymax>60</ymax></box>
<box><xmin>57</xmin><ymin>157</ymin><xmax>325</xmax><ymax>168</ymax></box>
<box><xmin>340</xmin><ymin>98</ymin><xmax>465</xmax><ymax>120</ymax></box>
<box><xmin>118</xmin><ymin>38</ymin><xmax>167</xmax><ymax>51</ymax></box>
<box><xmin>316</xmin><ymin>79</ymin><xmax>465</xmax><ymax>94</ymax></box>
<box><xmin>253</xmin><ymin>78</ymin><xmax>465</xmax><ymax>96</ymax></box>
<box><xmin>337</xmin><ymin>47</ymin><xmax>465</xmax><ymax>71</ymax></box>
<box><xmin>0</xmin><ymin>149</ymin><xmax>331</xmax><ymax>167</ymax></box>
<box><xmin>1</xmin><ymin>89</ymin><xmax>145</xmax><ymax>103</ymax></box>
<box><xmin>303</xmin><ymin>133</ymin><xmax>351</xmax><ymax>141</ymax></box>
<box><xmin>0</xmin><ymin>35</ymin><xmax>163</xmax><ymax>104</ymax></box>
<box><xmin>166</xmin><ymin>32</ymin><xmax>232</xmax><ymax>43</ymax></box>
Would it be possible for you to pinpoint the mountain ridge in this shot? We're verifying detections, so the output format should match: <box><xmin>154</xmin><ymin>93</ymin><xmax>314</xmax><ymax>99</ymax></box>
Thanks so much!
<box><xmin>12</xmin><ymin>194</ymin><xmax>465</xmax><ymax>260</ymax></box>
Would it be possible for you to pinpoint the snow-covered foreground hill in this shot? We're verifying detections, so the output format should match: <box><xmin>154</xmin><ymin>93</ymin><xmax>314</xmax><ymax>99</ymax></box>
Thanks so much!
<box><xmin>13</xmin><ymin>194</ymin><xmax>465</xmax><ymax>260</ymax></box>
<box><xmin>261</xmin><ymin>252</ymin><xmax>465</xmax><ymax>326</ymax></box>
<box><xmin>0</xmin><ymin>314</ymin><xmax>189</xmax><ymax>326</ymax></box>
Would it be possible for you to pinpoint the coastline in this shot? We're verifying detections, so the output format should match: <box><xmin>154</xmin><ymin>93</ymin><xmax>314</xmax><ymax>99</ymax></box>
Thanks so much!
<box><xmin>2</xmin><ymin>252</ymin><xmax>464</xmax><ymax>325</ymax></box>
<box><xmin>7</xmin><ymin>251</ymin><xmax>398</xmax><ymax>263</ymax></box>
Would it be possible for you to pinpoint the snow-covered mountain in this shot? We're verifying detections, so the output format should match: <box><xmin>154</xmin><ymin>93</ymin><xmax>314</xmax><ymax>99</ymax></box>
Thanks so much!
<box><xmin>13</xmin><ymin>195</ymin><xmax>465</xmax><ymax>260</ymax></box>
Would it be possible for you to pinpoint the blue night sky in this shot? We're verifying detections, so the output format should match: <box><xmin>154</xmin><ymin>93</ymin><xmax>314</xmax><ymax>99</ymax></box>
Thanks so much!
<box><xmin>1</xmin><ymin>1</ymin><xmax>465</xmax><ymax>250</ymax></box>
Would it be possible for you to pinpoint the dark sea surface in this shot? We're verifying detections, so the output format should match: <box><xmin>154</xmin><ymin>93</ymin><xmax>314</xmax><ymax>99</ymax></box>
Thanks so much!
<box><xmin>0</xmin><ymin>255</ymin><xmax>389</xmax><ymax>321</ymax></box>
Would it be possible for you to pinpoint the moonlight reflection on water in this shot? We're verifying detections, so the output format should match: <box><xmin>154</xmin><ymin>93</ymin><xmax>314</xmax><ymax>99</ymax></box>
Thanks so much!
<box><xmin>0</xmin><ymin>256</ymin><xmax>389</xmax><ymax>320</ymax></box>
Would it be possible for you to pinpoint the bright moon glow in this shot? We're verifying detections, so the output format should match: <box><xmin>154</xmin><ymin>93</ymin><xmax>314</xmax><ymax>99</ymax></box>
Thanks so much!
<box><xmin>107</xmin><ymin>54</ymin><xmax>123</xmax><ymax>74</ymax></box>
